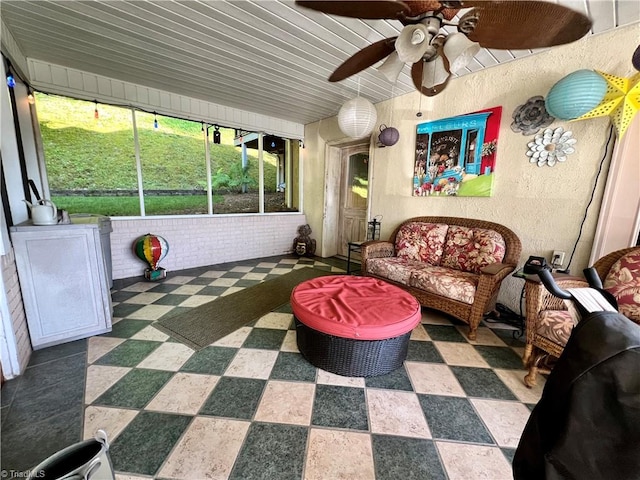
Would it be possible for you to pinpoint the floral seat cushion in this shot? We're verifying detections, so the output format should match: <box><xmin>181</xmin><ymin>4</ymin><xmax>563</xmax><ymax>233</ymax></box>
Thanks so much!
<box><xmin>409</xmin><ymin>264</ymin><xmax>478</xmax><ymax>304</ymax></box>
<box><xmin>440</xmin><ymin>226</ymin><xmax>506</xmax><ymax>274</ymax></box>
<box><xmin>603</xmin><ymin>251</ymin><xmax>640</xmax><ymax>323</ymax></box>
<box><xmin>366</xmin><ymin>258</ymin><xmax>478</xmax><ymax>304</ymax></box>
<box><xmin>366</xmin><ymin>257</ymin><xmax>422</xmax><ymax>286</ymax></box>
<box><xmin>537</xmin><ymin>309</ymin><xmax>577</xmax><ymax>347</ymax></box>
<box><xmin>395</xmin><ymin>222</ymin><xmax>449</xmax><ymax>266</ymax></box>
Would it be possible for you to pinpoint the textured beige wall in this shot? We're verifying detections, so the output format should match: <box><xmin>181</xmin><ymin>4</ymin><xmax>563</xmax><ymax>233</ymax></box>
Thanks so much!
<box><xmin>301</xmin><ymin>121</ymin><xmax>328</xmax><ymax>255</ymax></box>
<box><xmin>304</xmin><ymin>23</ymin><xmax>640</xmax><ymax>310</ymax></box>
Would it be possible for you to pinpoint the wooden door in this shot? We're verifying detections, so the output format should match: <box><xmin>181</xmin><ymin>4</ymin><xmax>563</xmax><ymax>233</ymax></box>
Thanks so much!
<box><xmin>338</xmin><ymin>145</ymin><xmax>369</xmax><ymax>257</ymax></box>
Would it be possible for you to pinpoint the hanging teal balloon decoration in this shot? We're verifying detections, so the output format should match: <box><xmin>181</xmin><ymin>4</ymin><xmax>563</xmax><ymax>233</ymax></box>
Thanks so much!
<box><xmin>545</xmin><ymin>70</ymin><xmax>608</xmax><ymax>120</ymax></box>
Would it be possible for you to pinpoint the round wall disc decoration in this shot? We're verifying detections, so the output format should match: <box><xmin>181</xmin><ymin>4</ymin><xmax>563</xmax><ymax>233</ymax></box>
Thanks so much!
<box><xmin>511</xmin><ymin>95</ymin><xmax>555</xmax><ymax>135</ymax></box>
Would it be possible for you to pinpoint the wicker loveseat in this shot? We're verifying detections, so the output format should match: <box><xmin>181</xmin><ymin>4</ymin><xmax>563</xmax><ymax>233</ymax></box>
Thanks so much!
<box><xmin>361</xmin><ymin>216</ymin><xmax>522</xmax><ymax>340</ymax></box>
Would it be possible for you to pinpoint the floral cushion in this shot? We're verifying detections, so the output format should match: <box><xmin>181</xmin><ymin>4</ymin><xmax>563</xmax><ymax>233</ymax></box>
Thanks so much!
<box><xmin>409</xmin><ymin>265</ymin><xmax>478</xmax><ymax>304</ymax></box>
<box><xmin>440</xmin><ymin>226</ymin><xmax>506</xmax><ymax>274</ymax></box>
<box><xmin>395</xmin><ymin>223</ymin><xmax>449</xmax><ymax>266</ymax></box>
<box><xmin>537</xmin><ymin>310</ymin><xmax>577</xmax><ymax>346</ymax></box>
<box><xmin>366</xmin><ymin>258</ymin><xmax>478</xmax><ymax>304</ymax></box>
<box><xmin>468</xmin><ymin>228</ymin><xmax>506</xmax><ymax>274</ymax></box>
<box><xmin>603</xmin><ymin>251</ymin><xmax>640</xmax><ymax>323</ymax></box>
<box><xmin>366</xmin><ymin>257</ymin><xmax>421</xmax><ymax>286</ymax></box>
<box><xmin>440</xmin><ymin>226</ymin><xmax>474</xmax><ymax>271</ymax></box>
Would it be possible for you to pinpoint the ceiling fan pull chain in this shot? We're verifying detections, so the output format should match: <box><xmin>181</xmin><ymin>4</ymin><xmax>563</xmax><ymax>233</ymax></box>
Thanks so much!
<box><xmin>390</xmin><ymin>84</ymin><xmax>395</xmax><ymax>125</ymax></box>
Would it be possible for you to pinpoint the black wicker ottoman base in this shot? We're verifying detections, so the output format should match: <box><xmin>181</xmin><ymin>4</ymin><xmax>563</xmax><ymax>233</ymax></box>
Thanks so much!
<box><xmin>294</xmin><ymin>317</ymin><xmax>412</xmax><ymax>377</ymax></box>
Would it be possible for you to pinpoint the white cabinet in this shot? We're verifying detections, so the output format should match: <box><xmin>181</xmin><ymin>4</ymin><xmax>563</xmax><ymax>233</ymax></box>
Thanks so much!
<box><xmin>10</xmin><ymin>221</ymin><xmax>112</xmax><ymax>349</ymax></box>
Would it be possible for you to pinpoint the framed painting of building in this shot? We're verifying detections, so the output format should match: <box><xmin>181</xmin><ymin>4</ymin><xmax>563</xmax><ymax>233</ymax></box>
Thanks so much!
<box><xmin>413</xmin><ymin>106</ymin><xmax>502</xmax><ymax>197</ymax></box>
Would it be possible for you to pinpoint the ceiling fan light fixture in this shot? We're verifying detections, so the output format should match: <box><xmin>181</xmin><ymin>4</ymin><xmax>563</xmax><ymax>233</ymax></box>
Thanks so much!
<box><xmin>443</xmin><ymin>33</ymin><xmax>480</xmax><ymax>73</ymax></box>
<box><xmin>396</xmin><ymin>24</ymin><xmax>431</xmax><ymax>63</ymax></box>
<box><xmin>411</xmin><ymin>29</ymin><xmax>426</xmax><ymax>45</ymax></box>
<box><xmin>377</xmin><ymin>52</ymin><xmax>405</xmax><ymax>82</ymax></box>
<box><xmin>297</xmin><ymin>0</ymin><xmax>593</xmax><ymax>98</ymax></box>
<box><xmin>422</xmin><ymin>57</ymin><xmax>449</xmax><ymax>90</ymax></box>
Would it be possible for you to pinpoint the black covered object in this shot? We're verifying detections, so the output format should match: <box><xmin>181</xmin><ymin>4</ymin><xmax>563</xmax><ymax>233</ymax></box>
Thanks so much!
<box><xmin>513</xmin><ymin>311</ymin><xmax>640</xmax><ymax>480</ymax></box>
<box><xmin>523</xmin><ymin>255</ymin><xmax>549</xmax><ymax>274</ymax></box>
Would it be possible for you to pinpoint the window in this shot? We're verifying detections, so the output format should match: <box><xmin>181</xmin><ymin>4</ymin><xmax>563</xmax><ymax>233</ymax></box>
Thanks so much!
<box><xmin>38</xmin><ymin>94</ymin><xmax>138</xmax><ymax>215</ymax></box>
<box><xmin>36</xmin><ymin>93</ymin><xmax>300</xmax><ymax>216</ymax></box>
<box><xmin>137</xmin><ymin>112</ymin><xmax>207</xmax><ymax>215</ymax></box>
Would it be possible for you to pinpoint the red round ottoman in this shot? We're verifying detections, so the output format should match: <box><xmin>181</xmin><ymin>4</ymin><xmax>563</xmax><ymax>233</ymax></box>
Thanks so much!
<box><xmin>290</xmin><ymin>275</ymin><xmax>421</xmax><ymax>377</ymax></box>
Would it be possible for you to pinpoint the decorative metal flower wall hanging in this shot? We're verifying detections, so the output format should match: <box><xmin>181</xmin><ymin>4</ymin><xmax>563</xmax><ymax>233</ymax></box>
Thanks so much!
<box><xmin>526</xmin><ymin>127</ymin><xmax>576</xmax><ymax>167</ymax></box>
<box><xmin>511</xmin><ymin>95</ymin><xmax>555</xmax><ymax>135</ymax></box>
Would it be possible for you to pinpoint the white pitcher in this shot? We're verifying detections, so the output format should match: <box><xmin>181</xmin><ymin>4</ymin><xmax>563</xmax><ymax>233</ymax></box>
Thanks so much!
<box><xmin>24</xmin><ymin>199</ymin><xmax>58</xmax><ymax>225</ymax></box>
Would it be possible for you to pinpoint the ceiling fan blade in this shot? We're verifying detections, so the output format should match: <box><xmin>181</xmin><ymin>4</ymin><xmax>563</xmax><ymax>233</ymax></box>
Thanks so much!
<box><xmin>462</xmin><ymin>1</ymin><xmax>592</xmax><ymax>50</ymax></box>
<box><xmin>295</xmin><ymin>1</ymin><xmax>410</xmax><ymax>19</ymax></box>
<box><xmin>402</xmin><ymin>1</ymin><xmax>459</xmax><ymax>20</ymax></box>
<box><xmin>329</xmin><ymin>38</ymin><xmax>398</xmax><ymax>82</ymax></box>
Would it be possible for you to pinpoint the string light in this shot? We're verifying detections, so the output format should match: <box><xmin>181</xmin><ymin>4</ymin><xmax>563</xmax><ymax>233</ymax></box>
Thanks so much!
<box><xmin>16</xmin><ymin>87</ymin><xmax>241</xmax><ymax>142</ymax></box>
<box><xmin>4</xmin><ymin>60</ymin><xmax>36</xmax><ymax>103</ymax></box>
<box><xmin>23</xmin><ymin>89</ymin><xmax>244</xmax><ymax>141</ymax></box>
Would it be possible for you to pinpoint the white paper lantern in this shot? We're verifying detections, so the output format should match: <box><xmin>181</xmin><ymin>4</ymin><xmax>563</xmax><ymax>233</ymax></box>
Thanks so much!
<box><xmin>338</xmin><ymin>97</ymin><xmax>378</xmax><ymax>138</ymax></box>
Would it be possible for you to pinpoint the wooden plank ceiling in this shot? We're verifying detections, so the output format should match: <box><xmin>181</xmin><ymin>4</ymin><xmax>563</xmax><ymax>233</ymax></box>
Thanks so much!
<box><xmin>1</xmin><ymin>0</ymin><xmax>638</xmax><ymax>126</ymax></box>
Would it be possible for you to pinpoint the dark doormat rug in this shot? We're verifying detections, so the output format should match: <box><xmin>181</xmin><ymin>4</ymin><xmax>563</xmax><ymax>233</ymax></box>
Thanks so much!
<box><xmin>153</xmin><ymin>267</ymin><xmax>336</xmax><ymax>350</ymax></box>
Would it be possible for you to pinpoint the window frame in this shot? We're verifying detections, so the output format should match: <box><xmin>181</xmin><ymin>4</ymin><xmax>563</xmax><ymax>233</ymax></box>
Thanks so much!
<box><xmin>35</xmin><ymin>93</ymin><xmax>301</xmax><ymax>218</ymax></box>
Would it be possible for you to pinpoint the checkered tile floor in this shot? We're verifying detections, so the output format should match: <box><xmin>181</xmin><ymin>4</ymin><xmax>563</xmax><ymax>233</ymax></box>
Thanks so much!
<box><xmin>1</xmin><ymin>255</ymin><xmax>545</xmax><ymax>479</ymax></box>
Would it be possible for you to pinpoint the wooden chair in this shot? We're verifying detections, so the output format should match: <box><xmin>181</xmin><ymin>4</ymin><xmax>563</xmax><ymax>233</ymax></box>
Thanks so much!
<box><xmin>522</xmin><ymin>246</ymin><xmax>640</xmax><ymax>387</ymax></box>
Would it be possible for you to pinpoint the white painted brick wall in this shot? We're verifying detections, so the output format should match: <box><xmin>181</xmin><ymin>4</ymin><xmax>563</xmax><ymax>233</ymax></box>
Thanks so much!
<box><xmin>1</xmin><ymin>249</ymin><xmax>32</xmax><ymax>373</ymax></box>
<box><xmin>111</xmin><ymin>213</ymin><xmax>307</xmax><ymax>280</ymax></box>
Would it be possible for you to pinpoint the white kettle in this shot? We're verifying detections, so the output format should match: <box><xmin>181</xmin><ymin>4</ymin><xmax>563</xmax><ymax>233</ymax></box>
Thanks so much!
<box><xmin>24</xmin><ymin>199</ymin><xmax>58</xmax><ymax>225</ymax></box>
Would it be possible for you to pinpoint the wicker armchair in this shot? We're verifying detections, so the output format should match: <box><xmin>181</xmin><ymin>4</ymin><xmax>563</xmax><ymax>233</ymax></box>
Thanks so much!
<box><xmin>523</xmin><ymin>246</ymin><xmax>640</xmax><ymax>387</ymax></box>
<box><xmin>361</xmin><ymin>216</ymin><xmax>522</xmax><ymax>340</ymax></box>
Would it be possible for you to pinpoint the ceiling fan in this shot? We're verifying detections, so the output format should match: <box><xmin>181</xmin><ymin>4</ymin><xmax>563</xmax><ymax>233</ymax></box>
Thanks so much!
<box><xmin>295</xmin><ymin>1</ymin><xmax>592</xmax><ymax>96</ymax></box>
